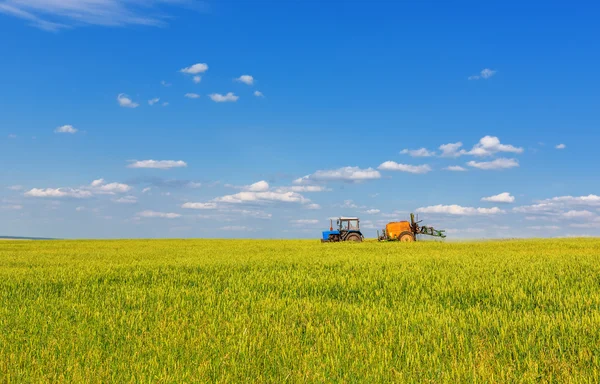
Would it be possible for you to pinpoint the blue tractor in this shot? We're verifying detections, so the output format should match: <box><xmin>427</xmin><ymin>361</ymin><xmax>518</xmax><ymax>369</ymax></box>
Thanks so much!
<box><xmin>321</xmin><ymin>217</ymin><xmax>364</xmax><ymax>242</ymax></box>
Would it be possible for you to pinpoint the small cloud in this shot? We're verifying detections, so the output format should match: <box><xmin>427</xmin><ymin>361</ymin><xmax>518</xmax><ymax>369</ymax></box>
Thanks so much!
<box><xmin>290</xmin><ymin>219</ymin><xmax>319</xmax><ymax>225</ymax></box>
<box><xmin>142</xmin><ymin>187</ymin><xmax>151</xmax><ymax>193</ymax></box>
<box><xmin>400</xmin><ymin>148</ymin><xmax>436</xmax><ymax>157</ymax></box>
<box><xmin>363</xmin><ymin>209</ymin><xmax>380</xmax><ymax>214</ymax></box>
<box><xmin>54</xmin><ymin>125</ymin><xmax>77</xmax><ymax>134</ymax></box>
<box><xmin>162</xmin><ymin>102</ymin><xmax>169</xmax><ymax>107</ymax></box>
<box><xmin>556</xmin><ymin>144</ymin><xmax>566</xmax><ymax>149</ymax></box>
<box><xmin>180</xmin><ymin>63</ymin><xmax>208</xmax><ymax>75</ymax></box>
<box><xmin>117</xmin><ymin>93</ymin><xmax>139</xmax><ymax>108</ymax></box>
<box><xmin>127</xmin><ymin>160</ymin><xmax>187</xmax><ymax>169</ymax></box>
<box><xmin>467</xmin><ymin>158</ymin><xmax>519</xmax><ymax>170</ymax></box>
<box><xmin>8</xmin><ymin>134</ymin><xmax>17</xmax><ymax>139</ymax></box>
<box><xmin>444</xmin><ymin>166</ymin><xmax>467</xmax><ymax>172</ymax></box>
<box><xmin>295</xmin><ymin>166</ymin><xmax>381</xmax><ymax>184</ymax></box>
<box><xmin>209</xmin><ymin>92</ymin><xmax>239</xmax><ymax>102</ymax></box>
<box><xmin>254</xmin><ymin>91</ymin><xmax>264</xmax><ymax>97</ymax></box>
<box><xmin>439</xmin><ymin>142</ymin><xmax>466</xmax><ymax>158</ymax></box>
<box><xmin>24</xmin><ymin>188</ymin><xmax>93</xmax><ymax>199</ymax></box>
<box><xmin>481</xmin><ymin>192</ymin><xmax>515</xmax><ymax>203</ymax></box>
<box><xmin>148</xmin><ymin>98</ymin><xmax>160</xmax><ymax>106</ymax></box>
<box><xmin>182</xmin><ymin>202</ymin><xmax>218</xmax><ymax>210</ymax></box>
<box><xmin>468</xmin><ymin>68</ymin><xmax>496</xmax><ymax>80</ymax></box>
<box><xmin>468</xmin><ymin>136</ymin><xmax>523</xmax><ymax>157</ymax></box>
<box><xmin>416</xmin><ymin>204</ymin><xmax>505</xmax><ymax>216</ymax></box>
<box><xmin>184</xmin><ymin>93</ymin><xmax>200</xmax><ymax>99</ymax></box>
<box><xmin>305</xmin><ymin>203</ymin><xmax>321</xmax><ymax>210</ymax></box>
<box><xmin>112</xmin><ymin>195</ymin><xmax>137</xmax><ymax>204</ymax></box>
<box><xmin>161</xmin><ymin>81</ymin><xmax>171</xmax><ymax>87</ymax></box>
<box><xmin>377</xmin><ymin>161</ymin><xmax>432</xmax><ymax>174</ymax></box>
<box><xmin>244</xmin><ymin>180</ymin><xmax>269</xmax><ymax>192</ymax></box>
<box><xmin>235</xmin><ymin>75</ymin><xmax>254</xmax><ymax>85</ymax></box>
<box><xmin>193</xmin><ymin>76</ymin><xmax>201</xmax><ymax>84</ymax></box>
<box><xmin>7</xmin><ymin>185</ymin><xmax>24</xmax><ymax>191</ymax></box>
<box><xmin>136</xmin><ymin>210</ymin><xmax>181</xmax><ymax>219</ymax></box>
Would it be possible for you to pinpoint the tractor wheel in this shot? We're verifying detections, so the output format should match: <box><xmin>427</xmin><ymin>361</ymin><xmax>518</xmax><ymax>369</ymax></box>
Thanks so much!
<box><xmin>345</xmin><ymin>234</ymin><xmax>362</xmax><ymax>242</ymax></box>
<box><xmin>398</xmin><ymin>231</ymin><xmax>415</xmax><ymax>242</ymax></box>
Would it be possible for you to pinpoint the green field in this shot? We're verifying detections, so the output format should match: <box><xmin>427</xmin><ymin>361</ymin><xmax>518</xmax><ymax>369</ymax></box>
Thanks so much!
<box><xmin>1</xmin><ymin>239</ymin><xmax>599</xmax><ymax>382</ymax></box>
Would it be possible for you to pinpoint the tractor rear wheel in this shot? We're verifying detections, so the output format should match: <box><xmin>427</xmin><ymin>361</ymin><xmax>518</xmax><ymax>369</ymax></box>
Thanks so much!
<box><xmin>398</xmin><ymin>231</ymin><xmax>415</xmax><ymax>242</ymax></box>
<box><xmin>345</xmin><ymin>234</ymin><xmax>362</xmax><ymax>242</ymax></box>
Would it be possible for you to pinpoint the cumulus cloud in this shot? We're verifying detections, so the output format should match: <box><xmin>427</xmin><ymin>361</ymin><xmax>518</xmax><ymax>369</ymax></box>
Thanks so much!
<box><xmin>562</xmin><ymin>210</ymin><xmax>595</xmax><ymax>219</ymax></box>
<box><xmin>148</xmin><ymin>98</ymin><xmax>160</xmax><ymax>106</ymax></box>
<box><xmin>467</xmin><ymin>158</ymin><xmax>519</xmax><ymax>170</ymax></box>
<box><xmin>377</xmin><ymin>161</ymin><xmax>432</xmax><ymax>174</ymax></box>
<box><xmin>416</xmin><ymin>204</ymin><xmax>505</xmax><ymax>216</ymax></box>
<box><xmin>182</xmin><ymin>202</ymin><xmax>218</xmax><ymax>210</ymax></box>
<box><xmin>89</xmin><ymin>179</ymin><xmax>132</xmax><ymax>194</ymax></box>
<box><xmin>193</xmin><ymin>76</ymin><xmax>201</xmax><ymax>84</ymax></box>
<box><xmin>294</xmin><ymin>166</ymin><xmax>381</xmax><ymax>184</ymax></box>
<box><xmin>117</xmin><ymin>93</ymin><xmax>139</xmax><ymax>108</ymax></box>
<box><xmin>363</xmin><ymin>209</ymin><xmax>380</xmax><ymax>214</ymax></box>
<box><xmin>54</xmin><ymin>125</ymin><xmax>77</xmax><ymax>134</ymax></box>
<box><xmin>112</xmin><ymin>195</ymin><xmax>137</xmax><ymax>204</ymax></box>
<box><xmin>136</xmin><ymin>210</ymin><xmax>181</xmax><ymax>219</ymax></box>
<box><xmin>254</xmin><ymin>91</ymin><xmax>264</xmax><ymax>97</ymax></box>
<box><xmin>235</xmin><ymin>75</ymin><xmax>254</xmax><ymax>85</ymax></box>
<box><xmin>184</xmin><ymin>93</ymin><xmax>200</xmax><ymax>99</ymax></box>
<box><xmin>444</xmin><ymin>166</ymin><xmax>467</xmax><ymax>172</ymax></box>
<box><xmin>400</xmin><ymin>148</ymin><xmax>435</xmax><ymax>157</ymax></box>
<box><xmin>556</xmin><ymin>144</ymin><xmax>566</xmax><ymax>149</ymax></box>
<box><xmin>244</xmin><ymin>181</ymin><xmax>270</xmax><ymax>192</ymax></box>
<box><xmin>468</xmin><ymin>136</ymin><xmax>523</xmax><ymax>157</ymax></box>
<box><xmin>209</xmin><ymin>92</ymin><xmax>239</xmax><ymax>102</ymax></box>
<box><xmin>481</xmin><ymin>192</ymin><xmax>515</xmax><ymax>203</ymax></box>
<box><xmin>0</xmin><ymin>0</ymin><xmax>203</xmax><ymax>31</ymax></box>
<box><xmin>127</xmin><ymin>160</ymin><xmax>187</xmax><ymax>169</ymax></box>
<box><xmin>468</xmin><ymin>68</ymin><xmax>496</xmax><ymax>80</ymax></box>
<box><xmin>24</xmin><ymin>188</ymin><xmax>93</xmax><ymax>199</ymax></box>
<box><xmin>275</xmin><ymin>185</ymin><xmax>330</xmax><ymax>193</ymax></box>
<box><xmin>180</xmin><ymin>63</ymin><xmax>208</xmax><ymax>75</ymax></box>
<box><xmin>215</xmin><ymin>191</ymin><xmax>308</xmax><ymax>204</ymax></box>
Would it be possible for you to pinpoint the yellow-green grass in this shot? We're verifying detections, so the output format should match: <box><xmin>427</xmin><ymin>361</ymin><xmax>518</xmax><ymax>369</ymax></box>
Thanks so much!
<box><xmin>1</xmin><ymin>238</ymin><xmax>599</xmax><ymax>383</ymax></box>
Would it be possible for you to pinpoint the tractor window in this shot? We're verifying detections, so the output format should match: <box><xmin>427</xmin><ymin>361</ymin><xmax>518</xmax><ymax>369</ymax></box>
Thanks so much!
<box><xmin>349</xmin><ymin>221</ymin><xmax>358</xmax><ymax>230</ymax></box>
<box><xmin>341</xmin><ymin>221</ymin><xmax>349</xmax><ymax>230</ymax></box>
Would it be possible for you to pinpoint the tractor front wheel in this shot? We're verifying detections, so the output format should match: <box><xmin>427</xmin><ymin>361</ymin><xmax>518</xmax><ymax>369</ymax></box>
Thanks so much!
<box><xmin>398</xmin><ymin>231</ymin><xmax>415</xmax><ymax>242</ymax></box>
<box><xmin>345</xmin><ymin>234</ymin><xmax>362</xmax><ymax>242</ymax></box>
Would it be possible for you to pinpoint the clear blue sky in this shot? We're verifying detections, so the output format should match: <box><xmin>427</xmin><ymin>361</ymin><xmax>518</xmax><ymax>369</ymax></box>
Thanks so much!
<box><xmin>1</xmin><ymin>0</ymin><xmax>599</xmax><ymax>239</ymax></box>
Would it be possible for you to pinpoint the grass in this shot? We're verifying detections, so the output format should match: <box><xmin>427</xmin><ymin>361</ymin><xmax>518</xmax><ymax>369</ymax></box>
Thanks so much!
<box><xmin>1</xmin><ymin>238</ymin><xmax>599</xmax><ymax>383</ymax></box>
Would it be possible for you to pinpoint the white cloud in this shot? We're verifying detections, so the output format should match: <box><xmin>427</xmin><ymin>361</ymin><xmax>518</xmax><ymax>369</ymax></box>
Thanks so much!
<box><xmin>209</xmin><ymin>92</ymin><xmax>239</xmax><ymax>102</ymax></box>
<box><xmin>180</xmin><ymin>63</ymin><xmax>208</xmax><ymax>75</ymax></box>
<box><xmin>112</xmin><ymin>195</ymin><xmax>137</xmax><ymax>204</ymax></box>
<box><xmin>90</xmin><ymin>179</ymin><xmax>131</xmax><ymax>194</ymax></box>
<box><xmin>416</xmin><ymin>204</ymin><xmax>505</xmax><ymax>216</ymax></box>
<box><xmin>7</xmin><ymin>185</ymin><xmax>23</xmax><ymax>191</ymax></box>
<box><xmin>193</xmin><ymin>76</ymin><xmax>201</xmax><ymax>84</ymax></box>
<box><xmin>377</xmin><ymin>161</ymin><xmax>432</xmax><ymax>174</ymax></box>
<box><xmin>142</xmin><ymin>187</ymin><xmax>151</xmax><ymax>193</ymax></box>
<box><xmin>162</xmin><ymin>102</ymin><xmax>169</xmax><ymax>107</ymax></box>
<box><xmin>235</xmin><ymin>75</ymin><xmax>254</xmax><ymax>85</ymax></box>
<box><xmin>184</xmin><ymin>93</ymin><xmax>200</xmax><ymax>99</ymax></box>
<box><xmin>481</xmin><ymin>192</ymin><xmax>515</xmax><ymax>203</ymax></box>
<box><xmin>363</xmin><ymin>209</ymin><xmax>380</xmax><ymax>214</ymax></box>
<box><xmin>400</xmin><ymin>148</ymin><xmax>435</xmax><ymax>157</ymax></box>
<box><xmin>467</xmin><ymin>158</ymin><xmax>519</xmax><ymax>170</ymax></box>
<box><xmin>0</xmin><ymin>204</ymin><xmax>23</xmax><ymax>210</ymax></box>
<box><xmin>117</xmin><ymin>93</ymin><xmax>139</xmax><ymax>108</ymax></box>
<box><xmin>468</xmin><ymin>136</ymin><xmax>523</xmax><ymax>157</ymax></box>
<box><xmin>244</xmin><ymin>180</ymin><xmax>270</xmax><ymax>192</ymax></box>
<box><xmin>540</xmin><ymin>195</ymin><xmax>600</xmax><ymax>207</ymax></box>
<box><xmin>0</xmin><ymin>0</ymin><xmax>201</xmax><ymax>31</ymax></box>
<box><xmin>294</xmin><ymin>166</ymin><xmax>381</xmax><ymax>184</ymax></box>
<box><xmin>148</xmin><ymin>98</ymin><xmax>160</xmax><ymax>106</ymax></box>
<box><xmin>556</xmin><ymin>144</ymin><xmax>566</xmax><ymax>149</ymax></box>
<box><xmin>290</xmin><ymin>219</ymin><xmax>319</xmax><ymax>225</ymax></box>
<box><xmin>137</xmin><ymin>210</ymin><xmax>181</xmax><ymax>219</ymax></box>
<box><xmin>54</xmin><ymin>125</ymin><xmax>77</xmax><ymax>134</ymax></box>
<box><xmin>468</xmin><ymin>68</ymin><xmax>496</xmax><ymax>80</ymax></box>
<box><xmin>215</xmin><ymin>191</ymin><xmax>308</xmax><ymax>204</ymax></box>
<box><xmin>562</xmin><ymin>210</ymin><xmax>595</xmax><ymax>219</ymax></box>
<box><xmin>127</xmin><ymin>160</ymin><xmax>187</xmax><ymax>169</ymax></box>
<box><xmin>254</xmin><ymin>91</ymin><xmax>264</xmax><ymax>97</ymax></box>
<box><xmin>24</xmin><ymin>188</ymin><xmax>92</xmax><ymax>199</ymax></box>
<box><xmin>439</xmin><ymin>142</ymin><xmax>466</xmax><ymax>157</ymax></box>
<box><xmin>444</xmin><ymin>165</ymin><xmax>467</xmax><ymax>172</ymax></box>
<box><xmin>275</xmin><ymin>185</ymin><xmax>330</xmax><ymax>193</ymax></box>
<box><xmin>305</xmin><ymin>203</ymin><xmax>321</xmax><ymax>210</ymax></box>
<box><xmin>182</xmin><ymin>202</ymin><xmax>218</xmax><ymax>210</ymax></box>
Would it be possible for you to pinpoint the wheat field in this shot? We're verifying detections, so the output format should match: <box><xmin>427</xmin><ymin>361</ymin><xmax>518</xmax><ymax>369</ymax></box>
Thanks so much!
<box><xmin>1</xmin><ymin>238</ymin><xmax>599</xmax><ymax>382</ymax></box>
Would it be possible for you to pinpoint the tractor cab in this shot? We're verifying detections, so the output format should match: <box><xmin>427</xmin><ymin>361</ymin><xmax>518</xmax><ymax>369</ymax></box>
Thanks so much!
<box><xmin>321</xmin><ymin>217</ymin><xmax>364</xmax><ymax>242</ymax></box>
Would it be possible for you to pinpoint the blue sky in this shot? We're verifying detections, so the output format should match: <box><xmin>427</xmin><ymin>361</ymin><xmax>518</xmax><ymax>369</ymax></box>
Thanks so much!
<box><xmin>1</xmin><ymin>0</ymin><xmax>599</xmax><ymax>239</ymax></box>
